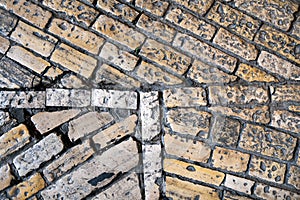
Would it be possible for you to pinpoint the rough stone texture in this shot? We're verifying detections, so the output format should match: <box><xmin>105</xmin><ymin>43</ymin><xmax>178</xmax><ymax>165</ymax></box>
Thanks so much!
<box><xmin>46</xmin><ymin>89</ymin><xmax>90</xmax><ymax>107</ymax></box>
<box><xmin>272</xmin><ymin>85</ymin><xmax>300</xmax><ymax>103</ymax></box>
<box><xmin>172</xmin><ymin>0</ymin><xmax>214</xmax><ymax>15</ymax></box>
<box><xmin>68</xmin><ymin>111</ymin><xmax>114</xmax><ymax>142</ymax></box>
<box><xmin>235</xmin><ymin>63</ymin><xmax>278</xmax><ymax>82</ymax></box>
<box><xmin>223</xmin><ymin>191</ymin><xmax>254</xmax><ymax>200</ymax></box>
<box><xmin>0</xmin><ymin>124</ymin><xmax>30</xmax><ymax>158</ymax></box>
<box><xmin>292</xmin><ymin>16</ymin><xmax>300</xmax><ymax>37</ymax></box>
<box><xmin>44</xmin><ymin>66</ymin><xmax>64</xmax><ymax>80</ymax></box>
<box><xmin>0</xmin><ymin>8</ymin><xmax>17</xmax><ymax>35</ymax></box>
<box><xmin>288</xmin><ymin>165</ymin><xmax>300</xmax><ymax>190</ymax></box>
<box><xmin>0</xmin><ymin>35</ymin><xmax>9</xmax><ymax>54</ymax></box>
<box><xmin>271</xmin><ymin>110</ymin><xmax>300</xmax><ymax>134</ymax></box>
<box><xmin>0</xmin><ymin>91</ymin><xmax>45</xmax><ymax>108</ymax></box>
<box><xmin>0</xmin><ymin>164</ymin><xmax>13</xmax><ymax>191</ymax></box>
<box><xmin>224</xmin><ymin>174</ymin><xmax>254</xmax><ymax>195</ymax></box>
<box><xmin>13</xmin><ymin>133</ymin><xmax>64</xmax><ymax>176</ymax></box>
<box><xmin>136</xmin><ymin>0</ymin><xmax>169</xmax><ymax>16</ymax></box>
<box><xmin>212</xmin><ymin>147</ymin><xmax>250</xmax><ymax>172</ymax></box>
<box><xmin>31</xmin><ymin>109</ymin><xmax>81</xmax><ymax>134</ymax></box>
<box><xmin>249</xmin><ymin>156</ymin><xmax>286</xmax><ymax>183</ymax></box>
<box><xmin>288</xmin><ymin>105</ymin><xmax>300</xmax><ymax>113</ymax></box>
<box><xmin>163</xmin><ymin>87</ymin><xmax>207</xmax><ymax>107</ymax></box>
<box><xmin>59</xmin><ymin>74</ymin><xmax>86</xmax><ymax>89</ymax></box>
<box><xmin>0</xmin><ymin>111</ymin><xmax>17</xmax><ymax>135</ymax></box>
<box><xmin>255</xmin><ymin>183</ymin><xmax>300</xmax><ymax>200</ymax></box>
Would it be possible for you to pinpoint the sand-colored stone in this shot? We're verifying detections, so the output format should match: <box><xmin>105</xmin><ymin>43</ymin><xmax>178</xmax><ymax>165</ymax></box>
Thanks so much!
<box><xmin>224</xmin><ymin>174</ymin><xmax>254</xmax><ymax>194</ymax></box>
<box><xmin>0</xmin><ymin>35</ymin><xmax>9</xmax><ymax>54</ymax></box>
<box><xmin>236</xmin><ymin>63</ymin><xmax>278</xmax><ymax>82</ymax></box>
<box><xmin>255</xmin><ymin>183</ymin><xmax>300</xmax><ymax>199</ymax></box>
<box><xmin>136</xmin><ymin>0</ymin><xmax>169</xmax><ymax>16</ymax></box>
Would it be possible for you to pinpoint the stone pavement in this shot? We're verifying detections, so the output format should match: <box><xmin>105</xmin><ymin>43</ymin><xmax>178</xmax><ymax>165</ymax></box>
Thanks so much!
<box><xmin>0</xmin><ymin>0</ymin><xmax>300</xmax><ymax>199</ymax></box>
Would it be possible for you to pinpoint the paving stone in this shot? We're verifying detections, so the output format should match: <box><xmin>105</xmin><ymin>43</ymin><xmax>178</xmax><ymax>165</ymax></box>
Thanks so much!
<box><xmin>172</xmin><ymin>0</ymin><xmax>214</xmax><ymax>16</ymax></box>
<box><xmin>136</xmin><ymin>0</ymin><xmax>169</xmax><ymax>16</ymax></box>
<box><xmin>92</xmin><ymin>15</ymin><xmax>145</xmax><ymax>50</ymax></box>
<box><xmin>0</xmin><ymin>35</ymin><xmax>9</xmax><ymax>54</ymax></box>
<box><xmin>8</xmin><ymin>173</ymin><xmax>45</xmax><ymax>200</ymax></box>
<box><xmin>99</xmin><ymin>42</ymin><xmax>138</xmax><ymax>71</ymax></box>
<box><xmin>40</xmin><ymin>138</ymin><xmax>138</xmax><ymax>200</ymax></box>
<box><xmin>135</xmin><ymin>61</ymin><xmax>183</xmax><ymax>85</ymax></box>
<box><xmin>249</xmin><ymin>156</ymin><xmax>286</xmax><ymax>183</ymax></box>
<box><xmin>51</xmin><ymin>44</ymin><xmax>98</xmax><ymax>78</ymax></box>
<box><xmin>1</xmin><ymin>0</ymin><xmax>52</xmax><ymax>28</ymax></box>
<box><xmin>235</xmin><ymin>63</ymin><xmax>278</xmax><ymax>82</ymax></box>
<box><xmin>164</xmin><ymin>158</ymin><xmax>225</xmax><ymax>185</ymax></box>
<box><xmin>207</xmin><ymin>2</ymin><xmax>260</xmax><ymax>40</ymax></box>
<box><xmin>92</xmin><ymin>89</ymin><xmax>137</xmax><ymax>109</ymax></box>
<box><xmin>271</xmin><ymin>85</ymin><xmax>300</xmax><ymax>103</ymax></box>
<box><xmin>48</xmin><ymin>18</ymin><xmax>104</xmax><ymax>54</ymax></box>
<box><xmin>97</xmin><ymin>0</ymin><xmax>139</xmax><ymax>21</ymax></box>
<box><xmin>239</xmin><ymin>124</ymin><xmax>296</xmax><ymax>161</ymax></box>
<box><xmin>255</xmin><ymin>25</ymin><xmax>300</xmax><ymax>64</ymax></box>
<box><xmin>167</xmin><ymin>108</ymin><xmax>211</xmax><ymax>138</ymax></box>
<box><xmin>255</xmin><ymin>183</ymin><xmax>300</xmax><ymax>200</ymax></box>
<box><xmin>92</xmin><ymin>114</ymin><xmax>137</xmax><ymax>149</ymax></box>
<box><xmin>212</xmin><ymin>147</ymin><xmax>250</xmax><ymax>172</ymax></box>
<box><xmin>46</xmin><ymin>88</ymin><xmax>90</xmax><ymax>107</ymax></box>
<box><xmin>137</xmin><ymin>14</ymin><xmax>176</xmax><ymax>43</ymax></box>
<box><xmin>232</xmin><ymin>0</ymin><xmax>298</xmax><ymax>31</ymax></box>
<box><xmin>44</xmin><ymin>66</ymin><xmax>64</xmax><ymax>80</ymax></box>
<box><xmin>140</xmin><ymin>91</ymin><xmax>160</xmax><ymax>141</ymax></box>
<box><xmin>209</xmin><ymin>85</ymin><xmax>268</xmax><ymax>106</ymax></box>
<box><xmin>0</xmin><ymin>8</ymin><xmax>17</xmax><ymax>35</ymax></box>
<box><xmin>164</xmin><ymin>131</ymin><xmax>211</xmax><ymax>163</ymax></box>
<box><xmin>271</xmin><ymin>110</ymin><xmax>300</xmax><ymax>134</ymax></box>
<box><xmin>43</xmin><ymin>140</ymin><xmax>94</xmax><ymax>182</ymax></box>
<box><xmin>163</xmin><ymin>87</ymin><xmax>207</xmax><ymax>107</ymax></box>
<box><xmin>7</xmin><ymin>46</ymin><xmax>51</xmax><ymax>74</ymax></box>
<box><xmin>223</xmin><ymin>191</ymin><xmax>254</xmax><ymax>200</ymax></box>
<box><xmin>211</xmin><ymin>116</ymin><xmax>240</xmax><ymax>147</ymax></box>
<box><xmin>59</xmin><ymin>74</ymin><xmax>86</xmax><ymax>89</ymax></box>
<box><xmin>224</xmin><ymin>174</ymin><xmax>254</xmax><ymax>195</ymax></box>
<box><xmin>0</xmin><ymin>164</ymin><xmax>13</xmax><ymax>191</ymax></box>
<box><xmin>68</xmin><ymin>111</ymin><xmax>113</xmax><ymax>142</ymax></box>
<box><xmin>188</xmin><ymin>59</ymin><xmax>237</xmax><ymax>84</ymax></box>
<box><xmin>13</xmin><ymin>133</ymin><xmax>64</xmax><ymax>176</ymax></box>
<box><xmin>31</xmin><ymin>109</ymin><xmax>81</xmax><ymax>134</ymax></box>
<box><xmin>91</xmin><ymin>173</ymin><xmax>141</xmax><ymax>199</ymax></box>
<box><xmin>166</xmin><ymin>7</ymin><xmax>216</xmax><ymax>40</ymax></box>
<box><xmin>165</xmin><ymin>176</ymin><xmax>220</xmax><ymax>200</ymax></box>
<box><xmin>0</xmin><ymin>124</ymin><xmax>30</xmax><ymax>158</ymax></box>
<box><xmin>0</xmin><ymin>91</ymin><xmax>45</xmax><ymax>108</ymax></box>
<box><xmin>291</xmin><ymin>16</ymin><xmax>300</xmax><ymax>37</ymax></box>
<box><xmin>288</xmin><ymin>165</ymin><xmax>300</xmax><ymax>190</ymax></box>
<box><xmin>140</xmin><ymin>39</ymin><xmax>191</xmax><ymax>75</ymax></box>
<box><xmin>214</xmin><ymin>28</ymin><xmax>258</xmax><ymax>60</ymax></box>
<box><xmin>173</xmin><ymin>32</ymin><xmax>237</xmax><ymax>72</ymax></box>
<box><xmin>258</xmin><ymin>51</ymin><xmax>300</xmax><ymax>80</ymax></box>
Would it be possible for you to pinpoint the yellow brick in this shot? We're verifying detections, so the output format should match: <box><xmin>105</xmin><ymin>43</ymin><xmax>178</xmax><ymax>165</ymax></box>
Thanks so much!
<box><xmin>44</xmin><ymin>66</ymin><xmax>64</xmax><ymax>80</ymax></box>
<box><xmin>172</xmin><ymin>0</ymin><xmax>213</xmax><ymax>16</ymax></box>
<box><xmin>0</xmin><ymin>164</ymin><xmax>13</xmax><ymax>191</ymax></box>
<box><xmin>136</xmin><ymin>0</ymin><xmax>169</xmax><ymax>16</ymax></box>
<box><xmin>272</xmin><ymin>85</ymin><xmax>300</xmax><ymax>103</ymax></box>
<box><xmin>288</xmin><ymin>165</ymin><xmax>300</xmax><ymax>190</ymax></box>
<box><xmin>51</xmin><ymin>43</ymin><xmax>97</xmax><ymax>78</ymax></box>
<box><xmin>48</xmin><ymin>18</ymin><xmax>104</xmax><ymax>54</ymax></box>
<box><xmin>236</xmin><ymin>63</ymin><xmax>278</xmax><ymax>82</ymax></box>
<box><xmin>223</xmin><ymin>191</ymin><xmax>254</xmax><ymax>200</ymax></box>
<box><xmin>288</xmin><ymin>105</ymin><xmax>300</xmax><ymax>113</ymax></box>
<box><xmin>0</xmin><ymin>35</ymin><xmax>9</xmax><ymax>54</ymax></box>
<box><xmin>164</xmin><ymin>158</ymin><xmax>225</xmax><ymax>185</ymax></box>
<box><xmin>255</xmin><ymin>183</ymin><xmax>300</xmax><ymax>200</ymax></box>
<box><xmin>224</xmin><ymin>174</ymin><xmax>254</xmax><ymax>194</ymax></box>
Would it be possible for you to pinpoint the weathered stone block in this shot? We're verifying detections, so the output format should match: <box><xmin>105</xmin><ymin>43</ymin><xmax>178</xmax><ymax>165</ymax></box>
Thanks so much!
<box><xmin>136</xmin><ymin>0</ymin><xmax>168</xmax><ymax>16</ymax></box>
<box><xmin>224</xmin><ymin>174</ymin><xmax>254</xmax><ymax>194</ymax></box>
<box><xmin>0</xmin><ymin>164</ymin><xmax>13</xmax><ymax>191</ymax></box>
<box><xmin>235</xmin><ymin>63</ymin><xmax>278</xmax><ymax>82</ymax></box>
<box><xmin>0</xmin><ymin>8</ymin><xmax>17</xmax><ymax>35</ymax></box>
<box><xmin>0</xmin><ymin>91</ymin><xmax>45</xmax><ymax>108</ymax></box>
<box><xmin>255</xmin><ymin>183</ymin><xmax>300</xmax><ymax>199</ymax></box>
<box><xmin>271</xmin><ymin>110</ymin><xmax>300</xmax><ymax>134</ymax></box>
<box><xmin>46</xmin><ymin>89</ymin><xmax>90</xmax><ymax>107</ymax></box>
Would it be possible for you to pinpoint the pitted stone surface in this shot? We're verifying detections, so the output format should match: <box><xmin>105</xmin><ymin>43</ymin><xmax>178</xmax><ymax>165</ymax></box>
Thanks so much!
<box><xmin>46</xmin><ymin>89</ymin><xmax>90</xmax><ymax>107</ymax></box>
<box><xmin>224</xmin><ymin>174</ymin><xmax>254</xmax><ymax>195</ymax></box>
<box><xmin>0</xmin><ymin>164</ymin><xmax>13</xmax><ymax>191</ymax></box>
<box><xmin>0</xmin><ymin>91</ymin><xmax>45</xmax><ymax>108</ymax></box>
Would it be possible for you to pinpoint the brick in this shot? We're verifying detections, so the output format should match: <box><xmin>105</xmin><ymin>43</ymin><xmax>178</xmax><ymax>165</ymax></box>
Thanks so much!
<box><xmin>288</xmin><ymin>105</ymin><xmax>300</xmax><ymax>113</ymax></box>
<box><xmin>0</xmin><ymin>91</ymin><xmax>45</xmax><ymax>108</ymax></box>
<box><xmin>92</xmin><ymin>115</ymin><xmax>137</xmax><ymax>149</ymax></box>
<box><xmin>97</xmin><ymin>0</ymin><xmax>139</xmax><ymax>21</ymax></box>
<box><xmin>140</xmin><ymin>91</ymin><xmax>160</xmax><ymax>141</ymax></box>
<box><xmin>188</xmin><ymin>59</ymin><xmax>237</xmax><ymax>84</ymax></box>
<box><xmin>164</xmin><ymin>131</ymin><xmax>211</xmax><ymax>163</ymax></box>
<box><xmin>31</xmin><ymin>109</ymin><xmax>80</xmax><ymax>134</ymax></box>
<box><xmin>91</xmin><ymin>174</ymin><xmax>141</xmax><ymax>199</ymax></box>
<box><xmin>0</xmin><ymin>124</ymin><xmax>30</xmax><ymax>158</ymax></box>
<box><xmin>258</xmin><ymin>51</ymin><xmax>300</xmax><ymax>80</ymax></box>
<box><xmin>137</xmin><ymin>14</ymin><xmax>176</xmax><ymax>43</ymax></box>
<box><xmin>13</xmin><ymin>133</ymin><xmax>64</xmax><ymax>176</ymax></box>
<box><xmin>0</xmin><ymin>8</ymin><xmax>17</xmax><ymax>35</ymax></box>
<box><xmin>140</xmin><ymin>39</ymin><xmax>191</xmax><ymax>75</ymax></box>
<box><xmin>167</xmin><ymin>108</ymin><xmax>211</xmax><ymax>138</ymax></box>
<box><xmin>135</xmin><ymin>61</ymin><xmax>183</xmax><ymax>85</ymax></box>
<box><xmin>136</xmin><ymin>0</ymin><xmax>168</xmax><ymax>16</ymax></box>
<box><xmin>51</xmin><ymin>44</ymin><xmax>98</xmax><ymax>78</ymax></box>
<box><xmin>271</xmin><ymin>110</ymin><xmax>300</xmax><ymax>134</ymax></box>
<box><xmin>59</xmin><ymin>74</ymin><xmax>86</xmax><ymax>89</ymax></box>
<box><xmin>99</xmin><ymin>42</ymin><xmax>138</xmax><ymax>71</ymax></box>
<box><xmin>92</xmin><ymin>89</ymin><xmax>137</xmax><ymax>109</ymax></box>
<box><xmin>48</xmin><ymin>18</ymin><xmax>104</xmax><ymax>54</ymax></box>
<box><xmin>249</xmin><ymin>156</ymin><xmax>286</xmax><ymax>183</ymax></box>
<box><xmin>7</xmin><ymin>46</ymin><xmax>51</xmax><ymax>74</ymax></box>
<box><xmin>232</xmin><ymin>0</ymin><xmax>298</xmax><ymax>31</ymax></box>
<box><xmin>255</xmin><ymin>25</ymin><xmax>300</xmax><ymax>64</ymax></box>
<box><xmin>224</xmin><ymin>174</ymin><xmax>254</xmax><ymax>194</ymax></box>
<box><xmin>272</xmin><ymin>85</ymin><xmax>300</xmax><ymax>103</ymax></box>
<box><xmin>173</xmin><ymin>33</ymin><xmax>237</xmax><ymax>72</ymax></box>
<box><xmin>164</xmin><ymin>158</ymin><xmax>225</xmax><ymax>185</ymax></box>
<box><xmin>214</xmin><ymin>28</ymin><xmax>258</xmax><ymax>60</ymax></box>
<box><xmin>235</xmin><ymin>63</ymin><xmax>278</xmax><ymax>82</ymax></box>
<box><xmin>0</xmin><ymin>164</ymin><xmax>13</xmax><ymax>191</ymax></box>
<box><xmin>0</xmin><ymin>73</ymin><xmax>19</xmax><ymax>89</ymax></box>
<box><xmin>41</xmin><ymin>138</ymin><xmax>138</xmax><ymax>200</ymax></box>
<box><xmin>92</xmin><ymin>15</ymin><xmax>145</xmax><ymax>50</ymax></box>
<box><xmin>291</xmin><ymin>16</ymin><xmax>300</xmax><ymax>37</ymax></box>
<box><xmin>43</xmin><ymin>141</ymin><xmax>94</xmax><ymax>182</ymax></box>
<box><xmin>172</xmin><ymin>0</ymin><xmax>213</xmax><ymax>16</ymax></box>
<box><xmin>44</xmin><ymin>66</ymin><xmax>64</xmax><ymax>80</ymax></box>
<box><xmin>68</xmin><ymin>112</ymin><xmax>113</xmax><ymax>142</ymax></box>
<box><xmin>166</xmin><ymin>7</ymin><xmax>216</xmax><ymax>40</ymax></box>
<box><xmin>212</xmin><ymin>147</ymin><xmax>250</xmax><ymax>172</ymax></box>
<box><xmin>8</xmin><ymin>173</ymin><xmax>45</xmax><ymax>200</ymax></box>
<box><xmin>223</xmin><ymin>191</ymin><xmax>254</xmax><ymax>200</ymax></box>
<box><xmin>163</xmin><ymin>87</ymin><xmax>207</xmax><ymax>107</ymax></box>
<box><xmin>0</xmin><ymin>111</ymin><xmax>17</xmax><ymax>135</ymax></box>
<box><xmin>288</xmin><ymin>165</ymin><xmax>300</xmax><ymax>190</ymax></box>
<box><xmin>0</xmin><ymin>35</ymin><xmax>9</xmax><ymax>54</ymax></box>
<box><xmin>209</xmin><ymin>85</ymin><xmax>268</xmax><ymax>106</ymax></box>
<box><xmin>165</xmin><ymin>176</ymin><xmax>220</xmax><ymax>200</ymax></box>
<box><xmin>255</xmin><ymin>183</ymin><xmax>300</xmax><ymax>200</ymax></box>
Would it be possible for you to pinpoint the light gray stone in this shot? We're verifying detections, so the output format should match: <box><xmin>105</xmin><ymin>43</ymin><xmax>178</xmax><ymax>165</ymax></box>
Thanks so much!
<box><xmin>0</xmin><ymin>164</ymin><xmax>13</xmax><ymax>191</ymax></box>
<box><xmin>46</xmin><ymin>89</ymin><xmax>90</xmax><ymax>107</ymax></box>
<box><xmin>0</xmin><ymin>91</ymin><xmax>45</xmax><ymax>108</ymax></box>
